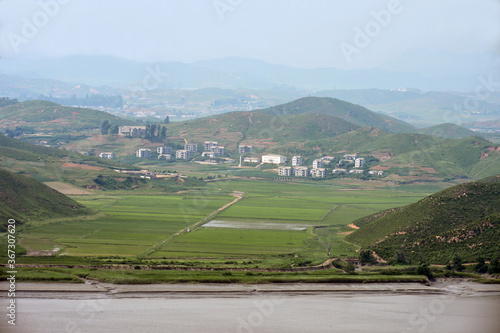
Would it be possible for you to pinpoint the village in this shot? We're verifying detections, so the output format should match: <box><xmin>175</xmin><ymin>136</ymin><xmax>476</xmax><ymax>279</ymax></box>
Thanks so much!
<box><xmin>96</xmin><ymin>126</ymin><xmax>385</xmax><ymax>179</ymax></box>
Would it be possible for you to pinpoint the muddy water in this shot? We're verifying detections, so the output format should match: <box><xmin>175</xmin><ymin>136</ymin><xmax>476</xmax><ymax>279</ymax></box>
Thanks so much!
<box><xmin>1</xmin><ymin>288</ymin><xmax>499</xmax><ymax>333</ymax></box>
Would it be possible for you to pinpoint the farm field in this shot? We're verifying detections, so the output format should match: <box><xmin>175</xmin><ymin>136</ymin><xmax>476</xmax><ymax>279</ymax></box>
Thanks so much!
<box><xmin>19</xmin><ymin>193</ymin><xmax>234</xmax><ymax>257</ymax></box>
<box><xmin>152</xmin><ymin>180</ymin><xmax>431</xmax><ymax>260</ymax></box>
<box><xmin>16</xmin><ymin>179</ymin><xmax>435</xmax><ymax>263</ymax></box>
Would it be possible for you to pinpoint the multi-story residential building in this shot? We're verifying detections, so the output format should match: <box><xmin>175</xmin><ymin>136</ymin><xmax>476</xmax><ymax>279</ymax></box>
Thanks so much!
<box><xmin>262</xmin><ymin>154</ymin><xmax>287</xmax><ymax>164</ymax></box>
<box><xmin>176</xmin><ymin>149</ymin><xmax>191</xmax><ymax>160</ymax></box>
<box><xmin>292</xmin><ymin>156</ymin><xmax>303</xmax><ymax>166</ymax></box>
<box><xmin>136</xmin><ymin>149</ymin><xmax>151</xmax><ymax>158</ymax></box>
<box><xmin>157</xmin><ymin>146</ymin><xmax>172</xmax><ymax>155</ymax></box>
<box><xmin>204</xmin><ymin>141</ymin><xmax>218</xmax><ymax>151</ymax></box>
<box><xmin>238</xmin><ymin>145</ymin><xmax>253</xmax><ymax>154</ymax></box>
<box><xmin>99</xmin><ymin>152</ymin><xmax>115</xmax><ymax>159</ymax></box>
<box><xmin>278</xmin><ymin>166</ymin><xmax>294</xmax><ymax>176</ymax></box>
<box><xmin>184</xmin><ymin>143</ymin><xmax>198</xmax><ymax>152</ymax></box>
<box><xmin>210</xmin><ymin>146</ymin><xmax>225</xmax><ymax>156</ymax></box>
<box><xmin>294</xmin><ymin>166</ymin><xmax>310</xmax><ymax>177</ymax></box>
<box><xmin>312</xmin><ymin>159</ymin><xmax>323</xmax><ymax>169</ymax></box>
<box><xmin>119</xmin><ymin>126</ymin><xmax>147</xmax><ymax>136</ymax></box>
<box><xmin>158</xmin><ymin>154</ymin><xmax>172</xmax><ymax>160</ymax></box>
<box><xmin>243</xmin><ymin>157</ymin><xmax>260</xmax><ymax>163</ymax></box>
<box><xmin>310</xmin><ymin>168</ymin><xmax>326</xmax><ymax>178</ymax></box>
<box><xmin>355</xmin><ymin>158</ymin><xmax>365</xmax><ymax>168</ymax></box>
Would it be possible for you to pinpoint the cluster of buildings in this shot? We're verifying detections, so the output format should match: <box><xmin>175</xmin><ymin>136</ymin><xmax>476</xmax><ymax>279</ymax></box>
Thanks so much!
<box><xmin>277</xmin><ymin>155</ymin><xmax>330</xmax><ymax>178</ymax></box>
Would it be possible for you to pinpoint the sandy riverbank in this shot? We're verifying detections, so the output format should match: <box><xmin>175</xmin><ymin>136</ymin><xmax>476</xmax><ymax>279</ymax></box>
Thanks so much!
<box><xmin>1</xmin><ymin>279</ymin><xmax>499</xmax><ymax>300</ymax></box>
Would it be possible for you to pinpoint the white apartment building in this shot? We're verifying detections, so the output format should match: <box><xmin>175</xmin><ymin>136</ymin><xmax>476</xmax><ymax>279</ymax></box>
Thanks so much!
<box><xmin>294</xmin><ymin>166</ymin><xmax>310</xmax><ymax>177</ymax></box>
<box><xmin>355</xmin><ymin>158</ymin><xmax>365</xmax><ymax>168</ymax></box>
<box><xmin>157</xmin><ymin>146</ymin><xmax>172</xmax><ymax>154</ymax></box>
<box><xmin>176</xmin><ymin>149</ymin><xmax>191</xmax><ymax>160</ymax></box>
<box><xmin>292</xmin><ymin>156</ymin><xmax>303</xmax><ymax>166</ymax></box>
<box><xmin>238</xmin><ymin>145</ymin><xmax>253</xmax><ymax>154</ymax></box>
<box><xmin>312</xmin><ymin>159</ymin><xmax>323</xmax><ymax>169</ymax></box>
<box><xmin>262</xmin><ymin>154</ymin><xmax>287</xmax><ymax>164</ymax></box>
<box><xmin>311</xmin><ymin>168</ymin><xmax>326</xmax><ymax>178</ymax></box>
<box><xmin>278</xmin><ymin>166</ymin><xmax>294</xmax><ymax>176</ymax></box>
<box><xmin>210</xmin><ymin>146</ymin><xmax>225</xmax><ymax>156</ymax></box>
<box><xmin>184</xmin><ymin>143</ymin><xmax>198</xmax><ymax>152</ymax></box>
<box><xmin>204</xmin><ymin>141</ymin><xmax>218</xmax><ymax>151</ymax></box>
<box><xmin>136</xmin><ymin>149</ymin><xmax>151</xmax><ymax>158</ymax></box>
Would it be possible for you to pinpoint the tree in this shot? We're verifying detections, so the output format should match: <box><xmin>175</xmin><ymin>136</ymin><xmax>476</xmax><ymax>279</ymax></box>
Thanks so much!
<box><xmin>452</xmin><ymin>256</ymin><xmax>465</xmax><ymax>272</ymax></box>
<box><xmin>164</xmin><ymin>116</ymin><xmax>170</xmax><ymax>124</ymax></box>
<box><xmin>110</xmin><ymin>125</ymin><xmax>119</xmax><ymax>135</ymax></box>
<box><xmin>474</xmin><ymin>257</ymin><xmax>488</xmax><ymax>274</ymax></box>
<box><xmin>160</xmin><ymin>126</ymin><xmax>167</xmax><ymax>140</ymax></box>
<box><xmin>417</xmin><ymin>263</ymin><xmax>433</xmax><ymax>279</ymax></box>
<box><xmin>359</xmin><ymin>249</ymin><xmax>377</xmax><ymax>265</ymax></box>
<box><xmin>488</xmin><ymin>255</ymin><xmax>500</xmax><ymax>274</ymax></box>
<box><xmin>100</xmin><ymin>120</ymin><xmax>110</xmax><ymax>135</ymax></box>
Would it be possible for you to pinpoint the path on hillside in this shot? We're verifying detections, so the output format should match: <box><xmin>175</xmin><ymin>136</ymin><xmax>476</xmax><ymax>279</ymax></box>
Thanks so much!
<box><xmin>141</xmin><ymin>191</ymin><xmax>245</xmax><ymax>257</ymax></box>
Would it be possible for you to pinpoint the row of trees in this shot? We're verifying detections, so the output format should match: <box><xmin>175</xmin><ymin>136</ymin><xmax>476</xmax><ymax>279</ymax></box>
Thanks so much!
<box><xmin>100</xmin><ymin>120</ymin><xmax>168</xmax><ymax>143</ymax></box>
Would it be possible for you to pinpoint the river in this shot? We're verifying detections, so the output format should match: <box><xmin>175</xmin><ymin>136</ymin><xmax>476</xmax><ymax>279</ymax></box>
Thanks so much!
<box><xmin>1</xmin><ymin>282</ymin><xmax>499</xmax><ymax>333</ymax></box>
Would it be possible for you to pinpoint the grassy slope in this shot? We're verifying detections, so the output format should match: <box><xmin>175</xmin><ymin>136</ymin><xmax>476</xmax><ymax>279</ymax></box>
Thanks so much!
<box><xmin>346</xmin><ymin>175</ymin><xmax>500</xmax><ymax>263</ymax></box>
<box><xmin>0</xmin><ymin>168</ymin><xmax>93</xmax><ymax>231</ymax></box>
<box><xmin>258</xmin><ymin>96</ymin><xmax>416</xmax><ymax>133</ymax></box>
<box><xmin>0</xmin><ymin>133</ymin><xmax>136</xmax><ymax>170</ymax></box>
<box><xmin>0</xmin><ymin>100</ymin><xmax>136</xmax><ymax>132</ymax></box>
<box><xmin>270</xmin><ymin>128</ymin><xmax>500</xmax><ymax>178</ymax></box>
<box><xmin>167</xmin><ymin>110</ymin><xmax>360</xmax><ymax>150</ymax></box>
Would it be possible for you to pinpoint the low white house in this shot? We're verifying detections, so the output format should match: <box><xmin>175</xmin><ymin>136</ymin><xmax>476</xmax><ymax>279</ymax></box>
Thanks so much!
<box><xmin>349</xmin><ymin>169</ymin><xmax>364</xmax><ymax>174</ymax></box>
<box><xmin>369</xmin><ymin>170</ymin><xmax>384</xmax><ymax>176</ymax></box>
<box><xmin>262</xmin><ymin>154</ymin><xmax>287</xmax><ymax>164</ymax></box>
<box><xmin>332</xmin><ymin>168</ymin><xmax>347</xmax><ymax>174</ymax></box>
<box><xmin>99</xmin><ymin>152</ymin><xmax>115</xmax><ymax>159</ymax></box>
<box><xmin>244</xmin><ymin>157</ymin><xmax>260</xmax><ymax>163</ymax></box>
<box><xmin>158</xmin><ymin>154</ymin><xmax>172</xmax><ymax>160</ymax></box>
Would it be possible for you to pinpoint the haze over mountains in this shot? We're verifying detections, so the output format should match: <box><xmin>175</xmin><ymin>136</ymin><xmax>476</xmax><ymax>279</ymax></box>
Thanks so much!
<box><xmin>0</xmin><ymin>50</ymin><xmax>496</xmax><ymax>91</ymax></box>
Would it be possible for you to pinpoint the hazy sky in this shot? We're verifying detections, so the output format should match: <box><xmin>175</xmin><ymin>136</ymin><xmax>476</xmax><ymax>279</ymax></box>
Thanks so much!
<box><xmin>0</xmin><ymin>0</ymin><xmax>498</xmax><ymax>69</ymax></box>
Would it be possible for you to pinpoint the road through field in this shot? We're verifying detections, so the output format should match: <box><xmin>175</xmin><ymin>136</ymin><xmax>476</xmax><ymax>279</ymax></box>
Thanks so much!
<box><xmin>142</xmin><ymin>191</ymin><xmax>245</xmax><ymax>257</ymax></box>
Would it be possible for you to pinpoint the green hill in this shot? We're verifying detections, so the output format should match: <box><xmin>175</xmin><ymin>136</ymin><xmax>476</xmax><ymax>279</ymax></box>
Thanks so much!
<box><xmin>268</xmin><ymin>128</ymin><xmax>500</xmax><ymax>179</ymax></box>
<box><xmin>259</xmin><ymin>97</ymin><xmax>416</xmax><ymax>133</ymax></box>
<box><xmin>419</xmin><ymin>123</ymin><xmax>482</xmax><ymax>139</ymax></box>
<box><xmin>0</xmin><ymin>100</ymin><xmax>136</xmax><ymax>132</ymax></box>
<box><xmin>0</xmin><ymin>133</ymin><xmax>138</xmax><ymax>187</ymax></box>
<box><xmin>167</xmin><ymin>110</ymin><xmax>360</xmax><ymax>150</ymax></box>
<box><xmin>0</xmin><ymin>168</ymin><xmax>93</xmax><ymax>231</ymax></box>
<box><xmin>346</xmin><ymin>175</ymin><xmax>500</xmax><ymax>264</ymax></box>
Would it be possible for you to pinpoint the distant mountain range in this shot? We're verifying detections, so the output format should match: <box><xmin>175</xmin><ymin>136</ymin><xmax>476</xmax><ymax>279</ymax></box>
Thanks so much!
<box><xmin>0</xmin><ymin>52</ymin><xmax>495</xmax><ymax>91</ymax></box>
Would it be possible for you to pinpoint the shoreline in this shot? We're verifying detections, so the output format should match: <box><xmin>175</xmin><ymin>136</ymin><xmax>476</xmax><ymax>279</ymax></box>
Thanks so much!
<box><xmin>2</xmin><ymin>279</ymin><xmax>500</xmax><ymax>299</ymax></box>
